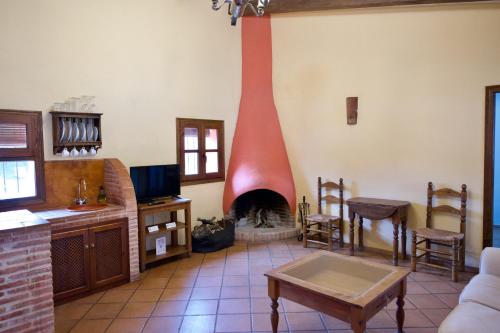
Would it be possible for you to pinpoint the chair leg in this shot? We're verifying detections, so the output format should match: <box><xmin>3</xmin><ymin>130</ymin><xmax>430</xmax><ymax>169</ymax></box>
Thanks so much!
<box><xmin>459</xmin><ymin>239</ymin><xmax>465</xmax><ymax>272</ymax></box>
<box><xmin>425</xmin><ymin>239</ymin><xmax>431</xmax><ymax>263</ymax></box>
<box><xmin>411</xmin><ymin>232</ymin><xmax>417</xmax><ymax>273</ymax></box>
<box><xmin>302</xmin><ymin>220</ymin><xmax>308</xmax><ymax>248</ymax></box>
<box><xmin>452</xmin><ymin>239</ymin><xmax>459</xmax><ymax>282</ymax></box>
<box><xmin>328</xmin><ymin>221</ymin><xmax>333</xmax><ymax>251</ymax></box>
<box><xmin>339</xmin><ymin>220</ymin><xmax>344</xmax><ymax>248</ymax></box>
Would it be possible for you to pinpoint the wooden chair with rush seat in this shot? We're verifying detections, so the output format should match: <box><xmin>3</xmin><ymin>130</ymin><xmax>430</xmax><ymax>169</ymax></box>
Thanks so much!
<box><xmin>411</xmin><ymin>182</ymin><xmax>467</xmax><ymax>282</ymax></box>
<box><xmin>302</xmin><ymin>177</ymin><xmax>344</xmax><ymax>251</ymax></box>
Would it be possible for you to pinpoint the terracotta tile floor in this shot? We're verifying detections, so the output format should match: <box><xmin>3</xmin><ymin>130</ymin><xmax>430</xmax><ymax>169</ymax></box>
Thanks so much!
<box><xmin>55</xmin><ymin>239</ymin><xmax>475</xmax><ymax>333</ymax></box>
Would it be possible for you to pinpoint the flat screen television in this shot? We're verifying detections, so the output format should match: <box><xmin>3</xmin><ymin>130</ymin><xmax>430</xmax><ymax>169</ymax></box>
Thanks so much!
<box><xmin>130</xmin><ymin>164</ymin><xmax>180</xmax><ymax>203</ymax></box>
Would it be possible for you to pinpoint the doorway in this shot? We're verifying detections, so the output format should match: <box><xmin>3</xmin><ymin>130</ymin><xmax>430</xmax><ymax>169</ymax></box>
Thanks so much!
<box><xmin>483</xmin><ymin>85</ymin><xmax>500</xmax><ymax>248</ymax></box>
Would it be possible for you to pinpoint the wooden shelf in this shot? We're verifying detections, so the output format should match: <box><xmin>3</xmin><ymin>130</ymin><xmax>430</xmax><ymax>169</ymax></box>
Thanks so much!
<box><xmin>145</xmin><ymin>245</ymin><xmax>189</xmax><ymax>263</ymax></box>
<box><xmin>253</xmin><ymin>0</ymin><xmax>493</xmax><ymax>15</ymax></box>
<box><xmin>138</xmin><ymin>197</ymin><xmax>192</xmax><ymax>271</ymax></box>
<box><xmin>50</xmin><ymin>111</ymin><xmax>103</xmax><ymax>154</ymax></box>
<box><xmin>146</xmin><ymin>222</ymin><xmax>186</xmax><ymax>238</ymax></box>
<box><xmin>58</xmin><ymin>141</ymin><xmax>101</xmax><ymax>147</ymax></box>
<box><xmin>137</xmin><ymin>197</ymin><xmax>191</xmax><ymax>212</ymax></box>
<box><xmin>50</xmin><ymin>111</ymin><xmax>103</xmax><ymax>118</ymax></box>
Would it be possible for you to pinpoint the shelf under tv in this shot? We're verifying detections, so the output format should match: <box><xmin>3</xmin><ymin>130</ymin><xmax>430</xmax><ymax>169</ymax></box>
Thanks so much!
<box><xmin>146</xmin><ymin>222</ymin><xmax>186</xmax><ymax>238</ymax></box>
<box><xmin>138</xmin><ymin>197</ymin><xmax>192</xmax><ymax>271</ymax></box>
<box><xmin>145</xmin><ymin>245</ymin><xmax>190</xmax><ymax>264</ymax></box>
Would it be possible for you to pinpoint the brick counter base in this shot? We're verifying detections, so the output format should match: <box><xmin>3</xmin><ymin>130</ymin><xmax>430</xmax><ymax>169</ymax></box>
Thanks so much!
<box><xmin>104</xmin><ymin>159</ymin><xmax>140</xmax><ymax>281</ymax></box>
<box><xmin>0</xmin><ymin>224</ymin><xmax>54</xmax><ymax>333</ymax></box>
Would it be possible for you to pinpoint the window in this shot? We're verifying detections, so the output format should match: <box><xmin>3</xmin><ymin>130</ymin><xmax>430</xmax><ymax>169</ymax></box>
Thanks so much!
<box><xmin>176</xmin><ymin>118</ymin><xmax>225</xmax><ymax>185</ymax></box>
<box><xmin>0</xmin><ymin>110</ymin><xmax>45</xmax><ymax>208</ymax></box>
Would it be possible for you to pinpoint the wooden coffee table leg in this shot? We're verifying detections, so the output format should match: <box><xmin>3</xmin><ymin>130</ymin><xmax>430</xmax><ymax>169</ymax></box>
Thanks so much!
<box><xmin>396</xmin><ymin>280</ymin><xmax>406</xmax><ymax>333</ymax></box>
<box><xmin>270</xmin><ymin>297</ymin><xmax>279</xmax><ymax>333</ymax></box>
<box><xmin>268</xmin><ymin>278</ymin><xmax>280</xmax><ymax>333</ymax></box>
<box><xmin>392</xmin><ymin>218</ymin><xmax>399</xmax><ymax>266</ymax></box>
<box><xmin>350</xmin><ymin>308</ymin><xmax>366</xmax><ymax>333</ymax></box>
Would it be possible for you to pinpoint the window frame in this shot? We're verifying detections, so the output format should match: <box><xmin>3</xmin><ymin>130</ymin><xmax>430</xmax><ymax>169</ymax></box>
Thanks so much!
<box><xmin>0</xmin><ymin>110</ymin><xmax>45</xmax><ymax>209</ymax></box>
<box><xmin>176</xmin><ymin>118</ymin><xmax>225</xmax><ymax>186</ymax></box>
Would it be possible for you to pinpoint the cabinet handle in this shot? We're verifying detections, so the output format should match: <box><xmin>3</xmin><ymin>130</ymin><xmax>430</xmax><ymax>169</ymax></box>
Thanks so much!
<box><xmin>84</xmin><ymin>244</ymin><xmax>89</xmax><ymax>249</ymax></box>
<box><xmin>91</xmin><ymin>243</ymin><xmax>95</xmax><ymax>248</ymax></box>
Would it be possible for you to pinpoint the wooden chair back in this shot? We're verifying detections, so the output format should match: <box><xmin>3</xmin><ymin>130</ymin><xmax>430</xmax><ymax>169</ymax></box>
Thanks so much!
<box><xmin>426</xmin><ymin>182</ymin><xmax>467</xmax><ymax>234</ymax></box>
<box><xmin>317</xmin><ymin>177</ymin><xmax>344</xmax><ymax>220</ymax></box>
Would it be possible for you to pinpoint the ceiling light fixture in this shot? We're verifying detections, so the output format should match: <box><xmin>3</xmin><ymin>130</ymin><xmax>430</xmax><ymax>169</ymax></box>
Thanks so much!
<box><xmin>212</xmin><ymin>0</ymin><xmax>270</xmax><ymax>26</ymax></box>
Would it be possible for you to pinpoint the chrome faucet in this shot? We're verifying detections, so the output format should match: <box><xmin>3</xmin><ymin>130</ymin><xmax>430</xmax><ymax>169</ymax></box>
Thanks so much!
<box><xmin>75</xmin><ymin>178</ymin><xmax>88</xmax><ymax>205</ymax></box>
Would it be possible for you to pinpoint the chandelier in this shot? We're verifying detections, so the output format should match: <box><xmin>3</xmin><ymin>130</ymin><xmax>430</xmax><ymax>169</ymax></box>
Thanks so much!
<box><xmin>212</xmin><ymin>0</ymin><xmax>271</xmax><ymax>26</ymax></box>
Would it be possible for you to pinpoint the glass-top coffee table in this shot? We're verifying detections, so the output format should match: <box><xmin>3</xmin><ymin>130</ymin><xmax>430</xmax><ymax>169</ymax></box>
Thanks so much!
<box><xmin>265</xmin><ymin>251</ymin><xmax>409</xmax><ymax>333</ymax></box>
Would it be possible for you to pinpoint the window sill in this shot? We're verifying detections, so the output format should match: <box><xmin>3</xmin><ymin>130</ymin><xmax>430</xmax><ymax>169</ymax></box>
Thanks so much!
<box><xmin>0</xmin><ymin>196</ymin><xmax>46</xmax><ymax>212</ymax></box>
<box><xmin>181</xmin><ymin>177</ymin><xmax>225</xmax><ymax>187</ymax></box>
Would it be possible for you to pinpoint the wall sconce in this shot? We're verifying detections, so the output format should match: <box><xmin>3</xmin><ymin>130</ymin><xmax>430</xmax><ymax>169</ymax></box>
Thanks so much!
<box><xmin>346</xmin><ymin>97</ymin><xmax>358</xmax><ymax>125</ymax></box>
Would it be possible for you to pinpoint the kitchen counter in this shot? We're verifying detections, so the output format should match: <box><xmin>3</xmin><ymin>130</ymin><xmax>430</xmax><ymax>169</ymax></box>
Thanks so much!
<box><xmin>35</xmin><ymin>203</ymin><xmax>124</xmax><ymax>221</ymax></box>
<box><xmin>0</xmin><ymin>210</ymin><xmax>54</xmax><ymax>332</ymax></box>
<box><xmin>34</xmin><ymin>203</ymin><xmax>127</xmax><ymax>231</ymax></box>
<box><xmin>0</xmin><ymin>209</ymin><xmax>48</xmax><ymax>232</ymax></box>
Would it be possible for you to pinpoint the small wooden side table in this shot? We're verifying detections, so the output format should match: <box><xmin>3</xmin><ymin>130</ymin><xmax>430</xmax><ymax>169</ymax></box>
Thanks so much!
<box><xmin>347</xmin><ymin>197</ymin><xmax>410</xmax><ymax>266</ymax></box>
<box><xmin>138</xmin><ymin>197</ymin><xmax>192</xmax><ymax>271</ymax></box>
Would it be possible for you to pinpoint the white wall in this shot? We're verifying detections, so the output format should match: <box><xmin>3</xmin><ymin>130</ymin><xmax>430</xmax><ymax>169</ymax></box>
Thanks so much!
<box><xmin>272</xmin><ymin>4</ymin><xmax>500</xmax><ymax>265</ymax></box>
<box><xmin>2</xmin><ymin>1</ymin><xmax>500</xmax><ymax>266</ymax></box>
<box><xmin>0</xmin><ymin>0</ymin><xmax>241</xmax><ymax>220</ymax></box>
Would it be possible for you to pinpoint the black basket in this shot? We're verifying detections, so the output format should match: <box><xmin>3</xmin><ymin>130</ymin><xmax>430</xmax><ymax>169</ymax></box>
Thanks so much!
<box><xmin>192</xmin><ymin>220</ymin><xmax>235</xmax><ymax>253</ymax></box>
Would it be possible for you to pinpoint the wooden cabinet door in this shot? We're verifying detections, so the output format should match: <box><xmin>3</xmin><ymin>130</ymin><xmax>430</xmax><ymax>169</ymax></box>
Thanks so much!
<box><xmin>51</xmin><ymin>228</ymin><xmax>90</xmax><ymax>301</ymax></box>
<box><xmin>89</xmin><ymin>218</ymin><xmax>129</xmax><ymax>288</ymax></box>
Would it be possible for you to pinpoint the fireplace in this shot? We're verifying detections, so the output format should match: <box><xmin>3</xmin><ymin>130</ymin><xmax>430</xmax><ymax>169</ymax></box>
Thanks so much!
<box><xmin>223</xmin><ymin>16</ymin><xmax>298</xmax><ymax>241</ymax></box>
<box><xmin>227</xmin><ymin>190</ymin><xmax>298</xmax><ymax>241</ymax></box>
<box><xmin>229</xmin><ymin>190</ymin><xmax>294</xmax><ymax>228</ymax></box>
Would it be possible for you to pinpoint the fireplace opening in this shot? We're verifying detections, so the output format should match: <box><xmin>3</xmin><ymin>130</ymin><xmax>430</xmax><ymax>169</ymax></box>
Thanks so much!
<box><xmin>228</xmin><ymin>189</ymin><xmax>295</xmax><ymax>229</ymax></box>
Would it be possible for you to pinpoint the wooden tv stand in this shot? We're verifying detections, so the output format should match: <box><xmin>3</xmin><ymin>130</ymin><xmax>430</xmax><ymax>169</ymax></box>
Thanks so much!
<box><xmin>138</xmin><ymin>197</ymin><xmax>192</xmax><ymax>271</ymax></box>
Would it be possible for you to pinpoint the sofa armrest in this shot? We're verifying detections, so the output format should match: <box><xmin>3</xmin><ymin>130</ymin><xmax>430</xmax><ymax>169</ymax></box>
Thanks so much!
<box><xmin>480</xmin><ymin>247</ymin><xmax>500</xmax><ymax>277</ymax></box>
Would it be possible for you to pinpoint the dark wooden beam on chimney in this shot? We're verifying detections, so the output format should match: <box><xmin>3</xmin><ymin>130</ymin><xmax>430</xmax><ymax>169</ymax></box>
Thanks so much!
<box><xmin>249</xmin><ymin>0</ymin><xmax>492</xmax><ymax>15</ymax></box>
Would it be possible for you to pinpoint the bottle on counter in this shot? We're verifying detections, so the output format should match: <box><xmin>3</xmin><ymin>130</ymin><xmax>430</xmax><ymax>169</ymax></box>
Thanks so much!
<box><xmin>97</xmin><ymin>186</ymin><xmax>107</xmax><ymax>204</ymax></box>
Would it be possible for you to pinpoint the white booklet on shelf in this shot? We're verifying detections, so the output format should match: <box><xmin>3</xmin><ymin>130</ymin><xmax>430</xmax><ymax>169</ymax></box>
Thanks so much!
<box><xmin>147</xmin><ymin>225</ymin><xmax>159</xmax><ymax>233</ymax></box>
<box><xmin>156</xmin><ymin>237</ymin><xmax>166</xmax><ymax>255</ymax></box>
<box><xmin>165</xmin><ymin>222</ymin><xmax>177</xmax><ymax>229</ymax></box>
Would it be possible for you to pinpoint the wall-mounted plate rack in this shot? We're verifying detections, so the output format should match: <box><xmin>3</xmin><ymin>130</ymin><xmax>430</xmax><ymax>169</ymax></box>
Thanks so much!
<box><xmin>50</xmin><ymin>111</ymin><xmax>103</xmax><ymax>154</ymax></box>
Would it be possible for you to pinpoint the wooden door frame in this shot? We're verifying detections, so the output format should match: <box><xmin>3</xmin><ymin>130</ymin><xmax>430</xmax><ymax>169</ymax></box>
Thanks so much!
<box><xmin>483</xmin><ymin>85</ymin><xmax>500</xmax><ymax>248</ymax></box>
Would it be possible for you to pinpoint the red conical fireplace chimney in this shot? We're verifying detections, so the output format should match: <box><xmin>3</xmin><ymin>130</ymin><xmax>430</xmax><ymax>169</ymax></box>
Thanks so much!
<box><xmin>223</xmin><ymin>16</ymin><xmax>296</xmax><ymax>215</ymax></box>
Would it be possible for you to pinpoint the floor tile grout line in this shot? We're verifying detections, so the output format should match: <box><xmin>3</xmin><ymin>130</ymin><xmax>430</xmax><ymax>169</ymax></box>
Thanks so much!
<box><xmin>281</xmin><ymin>242</ymin><xmax>294</xmax><ymax>333</ymax></box>
<box><xmin>138</xmin><ymin>259</ymin><xmax>178</xmax><ymax>333</ymax></box>
<box><xmin>56</xmin><ymin>240</ymin><xmax>476</xmax><ymax>333</ymax></box>
<box><xmin>243</xmin><ymin>241</ymin><xmax>254</xmax><ymax>333</ymax></box>
<box><xmin>213</xmin><ymin>247</ymin><xmax>229</xmax><ymax>333</ymax></box>
<box><xmin>180</xmin><ymin>251</ymin><xmax>208</xmax><ymax>332</ymax></box>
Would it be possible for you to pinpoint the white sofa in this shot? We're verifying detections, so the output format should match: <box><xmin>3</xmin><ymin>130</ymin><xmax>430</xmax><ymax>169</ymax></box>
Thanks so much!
<box><xmin>439</xmin><ymin>247</ymin><xmax>500</xmax><ymax>333</ymax></box>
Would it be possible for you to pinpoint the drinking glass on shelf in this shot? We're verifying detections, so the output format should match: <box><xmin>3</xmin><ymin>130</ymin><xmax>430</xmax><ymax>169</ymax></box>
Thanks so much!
<box><xmin>86</xmin><ymin>96</ymin><xmax>96</xmax><ymax>113</ymax></box>
<box><xmin>62</xmin><ymin>102</ymin><xmax>71</xmax><ymax>112</ymax></box>
<box><xmin>52</xmin><ymin>103</ymin><xmax>63</xmax><ymax>111</ymax></box>
<box><xmin>88</xmin><ymin>103</ymin><xmax>96</xmax><ymax>113</ymax></box>
<box><xmin>67</xmin><ymin>97</ymin><xmax>79</xmax><ymax>113</ymax></box>
<box><xmin>79</xmin><ymin>95</ymin><xmax>93</xmax><ymax>112</ymax></box>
